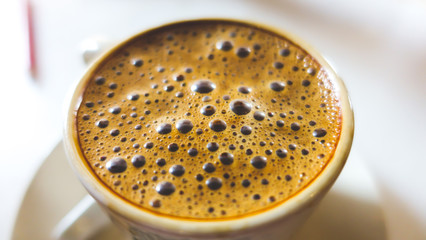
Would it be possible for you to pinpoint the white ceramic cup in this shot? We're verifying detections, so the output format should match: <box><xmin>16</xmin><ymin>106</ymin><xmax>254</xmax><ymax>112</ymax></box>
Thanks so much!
<box><xmin>64</xmin><ymin>18</ymin><xmax>354</xmax><ymax>240</ymax></box>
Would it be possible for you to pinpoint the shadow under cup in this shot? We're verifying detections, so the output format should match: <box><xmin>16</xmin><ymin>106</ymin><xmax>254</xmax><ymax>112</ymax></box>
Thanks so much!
<box><xmin>64</xmin><ymin>18</ymin><xmax>354</xmax><ymax>240</ymax></box>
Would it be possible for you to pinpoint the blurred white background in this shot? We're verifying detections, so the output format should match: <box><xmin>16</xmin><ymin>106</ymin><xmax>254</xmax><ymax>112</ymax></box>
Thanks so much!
<box><xmin>0</xmin><ymin>0</ymin><xmax>425</xmax><ymax>239</ymax></box>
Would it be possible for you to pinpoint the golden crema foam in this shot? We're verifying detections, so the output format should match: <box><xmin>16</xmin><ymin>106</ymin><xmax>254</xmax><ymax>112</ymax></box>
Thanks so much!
<box><xmin>76</xmin><ymin>20</ymin><xmax>342</xmax><ymax>220</ymax></box>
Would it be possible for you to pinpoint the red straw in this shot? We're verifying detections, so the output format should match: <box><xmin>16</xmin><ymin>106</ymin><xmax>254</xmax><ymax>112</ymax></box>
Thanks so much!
<box><xmin>25</xmin><ymin>0</ymin><xmax>37</xmax><ymax>78</ymax></box>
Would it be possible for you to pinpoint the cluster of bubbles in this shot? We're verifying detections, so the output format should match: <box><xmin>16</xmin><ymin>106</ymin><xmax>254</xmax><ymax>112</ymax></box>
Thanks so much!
<box><xmin>76</xmin><ymin>21</ymin><xmax>339</xmax><ymax>219</ymax></box>
<box><xmin>89</xmin><ymin>77</ymin><xmax>329</xmax><ymax>211</ymax></box>
<box><xmin>96</xmin><ymin>78</ymin><xmax>327</xmax><ymax>199</ymax></box>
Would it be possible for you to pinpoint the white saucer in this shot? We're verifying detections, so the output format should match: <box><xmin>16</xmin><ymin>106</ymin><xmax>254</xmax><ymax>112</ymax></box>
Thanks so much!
<box><xmin>11</xmin><ymin>141</ymin><xmax>387</xmax><ymax>240</ymax></box>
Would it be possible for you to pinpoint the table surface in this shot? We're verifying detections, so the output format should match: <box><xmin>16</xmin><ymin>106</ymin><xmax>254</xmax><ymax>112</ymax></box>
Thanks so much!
<box><xmin>1</xmin><ymin>0</ymin><xmax>425</xmax><ymax>239</ymax></box>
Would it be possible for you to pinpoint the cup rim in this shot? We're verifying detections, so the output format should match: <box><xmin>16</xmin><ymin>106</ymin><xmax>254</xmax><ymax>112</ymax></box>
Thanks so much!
<box><xmin>64</xmin><ymin>17</ymin><xmax>354</xmax><ymax>235</ymax></box>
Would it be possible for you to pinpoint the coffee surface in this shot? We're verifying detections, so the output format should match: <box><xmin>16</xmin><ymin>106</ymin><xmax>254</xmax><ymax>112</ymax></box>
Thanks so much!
<box><xmin>76</xmin><ymin>20</ymin><xmax>342</xmax><ymax>220</ymax></box>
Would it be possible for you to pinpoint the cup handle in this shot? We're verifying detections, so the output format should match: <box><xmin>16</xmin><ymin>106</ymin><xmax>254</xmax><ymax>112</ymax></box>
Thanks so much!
<box><xmin>53</xmin><ymin>37</ymin><xmax>117</xmax><ymax>240</ymax></box>
<box><xmin>79</xmin><ymin>36</ymin><xmax>116</xmax><ymax>65</ymax></box>
<box><xmin>51</xmin><ymin>195</ymin><xmax>109</xmax><ymax>240</ymax></box>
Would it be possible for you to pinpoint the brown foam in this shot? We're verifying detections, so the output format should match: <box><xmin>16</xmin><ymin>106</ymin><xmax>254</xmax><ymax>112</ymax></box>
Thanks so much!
<box><xmin>76</xmin><ymin>20</ymin><xmax>342</xmax><ymax>220</ymax></box>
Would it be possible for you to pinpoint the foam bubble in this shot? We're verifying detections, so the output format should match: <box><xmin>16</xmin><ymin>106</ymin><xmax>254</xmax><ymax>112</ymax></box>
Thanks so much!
<box><xmin>270</xmin><ymin>81</ymin><xmax>285</xmax><ymax>92</ymax></box>
<box><xmin>106</xmin><ymin>157</ymin><xmax>127</xmax><ymax>173</ymax></box>
<box><xmin>169</xmin><ymin>165</ymin><xmax>185</xmax><ymax>177</ymax></box>
<box><xmin>251</xmin><ymin>156</ymin><xmax>267</xmax><ymax>169</ymax></box>
<box><xmin>207</xmin><ymin>142</ymin><xmax>219</xmax><ymax>152</ymax></box>
<box><xmin>253</xmin><ymin>111</ymin><xmax>265</xmax><ymax>121</ymax></box>
<box><xmin>131</xmin><ymin>155</ymin><xmax>146</xmax><ymax>168</ymax></box>
<box><xmin>216</xmin><ymin>41</ymin><xmax>233</xmax><ymax>51</ymax></box>
<box><xmin>203</xmin><ymin>163</ymin><xmax>216</xmax><ymax>173</ymax></box>
<box><xmin>209</xmin><ymin>119</ymin><xmax>227</xmax><ymax>132</ymax></box>
<box><xmin>230</xmin><ymin>100</ymin><xmax>252</xmax><ymax>115</ymax></box>
<box><xmin>176</xmin><ymin>119</ymin><xmax>194</xmax><ymax>134</ymax></box>
<box><xmin>236</xmin><ymin>47</ymin><xmax>250</xmax><ymax>58</ymax></box>
<box><xmin>219</xmin><ymin>152</ymin><xmax>234</xmax><ymax>165</ymax></box>
<box><xmin>206</xmin><ymin>177</ymin><xmax>222</xmax><ymax>190</ymax></box>
<box><xmin>191</xmin><ymin>80</ymin><xmax>216</xmax><ymax>93</ymax></box>
<box><xmin>313</xmin><ymin>128</ymin><xmax>327</xmax><ymax>137</ymax></box>
<box><xmin>238</xmin><ymin>86</ymin><xmax>251</xmax><ymax>94</ymax></box>
<box><xmin>201</xmin><ymin>105</ymin><xmax>216</xmax><ymax>116</ymax></box>
<box><xmin>156</xmin><ymin>123</ymin><xmax>172</xmax><ymax>134</ymax></box>
<box><xmin>156</xmin><ymin>182</ymin><xmax>176</xmax><ymax>196</ymax></box>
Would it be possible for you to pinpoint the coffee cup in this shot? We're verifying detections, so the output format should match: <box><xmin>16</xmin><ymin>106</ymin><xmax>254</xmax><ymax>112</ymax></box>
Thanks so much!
<box><xmin>63</xmin><ymin>18</ymin><xmax>354</xmax><ymax>240</ymax></box>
